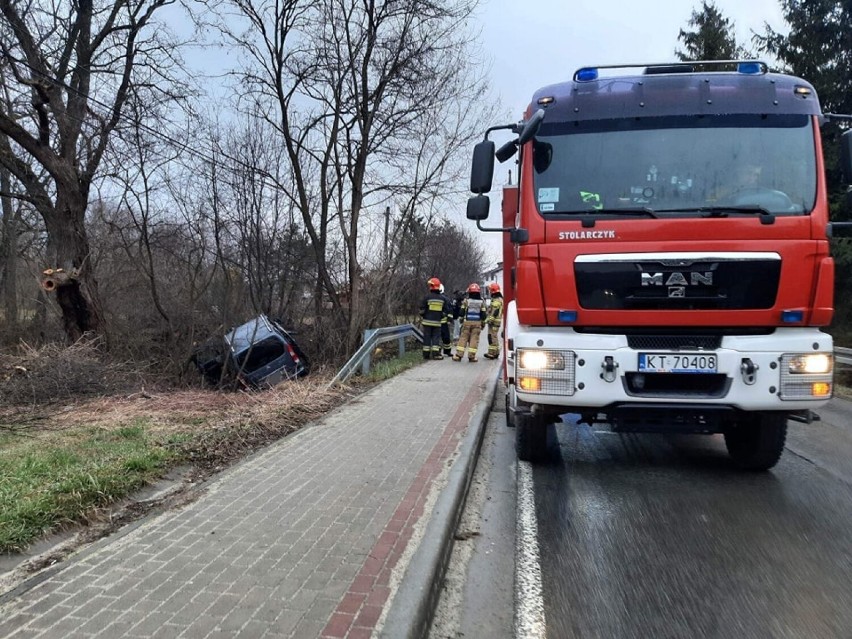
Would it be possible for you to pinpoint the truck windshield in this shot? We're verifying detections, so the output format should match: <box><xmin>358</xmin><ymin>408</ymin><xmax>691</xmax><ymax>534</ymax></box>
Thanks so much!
<box><xmin>531</xmin><ymin>114</ymin><xmax>816</xmax><ymax>216</ymax></box>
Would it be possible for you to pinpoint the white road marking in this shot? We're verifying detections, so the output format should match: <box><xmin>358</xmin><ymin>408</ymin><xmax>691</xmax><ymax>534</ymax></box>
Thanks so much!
<box><xmin>515</xmin><ymin>460</ymin><xmax>546</xmax><ymax>638</ymax></box>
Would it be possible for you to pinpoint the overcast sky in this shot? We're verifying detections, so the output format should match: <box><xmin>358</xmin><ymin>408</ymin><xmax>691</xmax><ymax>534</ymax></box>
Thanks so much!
<box><xmin>472</xmin><ymin>0</ymin><xmax>788</xmax><ymax>264</ymax></box>
<box><xmin>477</xmin><ymin>0</ymin><xmax>786</xmax><ymax>118</ymax></box>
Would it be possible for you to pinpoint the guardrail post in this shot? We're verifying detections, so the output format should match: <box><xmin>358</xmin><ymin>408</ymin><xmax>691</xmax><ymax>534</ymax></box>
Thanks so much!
<box><xmin>398</xmin><ymin>335</ymin><xmax>406</xmax><ymax>356</ymax></box>
<box><xmin>362</xmin><ymin>328</ymin><xmax>377</xmax><ymax>376</ymax></box>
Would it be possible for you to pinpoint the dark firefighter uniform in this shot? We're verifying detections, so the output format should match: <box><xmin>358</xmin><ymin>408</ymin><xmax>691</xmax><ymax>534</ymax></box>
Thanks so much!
<box><xmin>453</xmin><ymin>283</ymin><xmax>486</xmax><ymax>362</ymax></box>
<box><xmin>484</xmin><ymin>283</ymin><xmax>504</xmax><ymax>360</ymax></box>
<box><xmin>439</xmin><ymin>284</ymin><xmax>453</xmax><ymax>356</ymax></box>
<box><xmin>420</xmin><ymin>278</ymin><xmax>450</xmax><ymax>359</ymax></box>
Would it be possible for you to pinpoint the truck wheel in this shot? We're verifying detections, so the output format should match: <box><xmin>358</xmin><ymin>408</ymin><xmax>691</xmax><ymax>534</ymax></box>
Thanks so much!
<box><xmin>504</xmin><ymin>392</ymin><xmax>514</xmax><ymax>428</ymax></box>
<box><xmin>516</xmin><ymin>413</ymin><xmax>549</xmax><ymax>463</ymax></box>
<box><xmin>724</xmin><ymin>412</ymin><xmax>788</xmax><ymax>471</ymax></box>
<box><xmin>505</xmin><ymin>388</ymin><xmax>525</xmax><ymax>429</ymax></box>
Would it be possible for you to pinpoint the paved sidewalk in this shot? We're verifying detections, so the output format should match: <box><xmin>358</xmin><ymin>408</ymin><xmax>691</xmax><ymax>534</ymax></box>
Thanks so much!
<box><xmin>0</xmin><ymin>353</ymin><xmax>500</xmax><ymax>639</ymax></box>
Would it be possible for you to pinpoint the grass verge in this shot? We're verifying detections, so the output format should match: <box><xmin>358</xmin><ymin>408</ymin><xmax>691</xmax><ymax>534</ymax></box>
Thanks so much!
<box><xmin>362</xmin><ymin>349</ymin><xmax>426</xmax><ymax>383</ymax></box>
<box><xmin>0</xmin><ymin>422</ymin><xmax>175</xmax><ymax>552</ymax></box>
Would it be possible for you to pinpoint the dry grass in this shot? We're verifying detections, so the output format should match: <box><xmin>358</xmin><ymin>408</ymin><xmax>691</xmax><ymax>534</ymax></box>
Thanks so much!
<box><xmin>0</xmin><ymin>341</ymin><xmax>370</xmax><ymax>559</ymax></box>
<box><xmin>0</xmin><ymin>341</ymin><xmax>354</xmax><ymax>452</ymax></box>
<box><xmin>1</xmin><ymin>373</ymin><xmax>355</xmax><ymax>472</ymax></box>
<box><xmin>0</xmin><ymin>340</ymin><xmax>154</xmax><ymax>407</ymax></box>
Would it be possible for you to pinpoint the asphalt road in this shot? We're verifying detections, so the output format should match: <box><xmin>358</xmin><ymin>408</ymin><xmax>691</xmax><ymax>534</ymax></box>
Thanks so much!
<box><xmin>434</xmin><ymin>396</ymin><xmax>852</xmax><ymax>639</ymax></box>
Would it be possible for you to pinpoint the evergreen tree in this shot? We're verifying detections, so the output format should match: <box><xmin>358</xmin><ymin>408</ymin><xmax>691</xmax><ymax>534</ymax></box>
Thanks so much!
<box><xmin>755</xmin><ymin>0</ymin><xmax>852</xmax><ymax>218</ymax></box>
<box><xmin>675</xmin><ymin>1</ymin><xmax>745</xmax><ymax>61</ymax></box>
<box><xmin>756</xmin><ymin>0</ymin><xmax>852</xmax><ymax>116</ymax></box>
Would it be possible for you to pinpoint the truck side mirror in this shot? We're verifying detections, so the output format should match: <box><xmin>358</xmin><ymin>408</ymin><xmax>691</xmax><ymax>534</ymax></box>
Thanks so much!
<box><xmin>470</xmin><ymin>141</ymin><xmax>495</xmax><ymax>194</ymax></box>
<box><xmin>495</xmin><ymin>140</ymin><xmax>519</xmax><ymax>163</ymax></box>
<box><xmin>841</xmin><ymin>130</ymin><xmax>852</xmax><ymax>184</ymax></box>
<box><xmin>518</xmin><ymin>109</ymin><xmax>545</xmax><ymax>145</ymax></box>
<box><xmin>467</xmin><ymin>195</ymin><xmax>490</xmax><ymax>221</ymax></box>
<box><xmin>827</xmin><ymin>218</ymin><xmax>852</xmax><ymax>238</ymax></box>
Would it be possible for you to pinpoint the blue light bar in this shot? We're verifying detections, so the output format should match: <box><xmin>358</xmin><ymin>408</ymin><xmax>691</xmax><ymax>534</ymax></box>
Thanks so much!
<box><xmin>781</xmin><ymin>310</ymin><xmax>804</xmax><ymax>323</ymax></box>
<box><xmin>558</xmin><ymin>310</ymin><xmax>578</xmax><ymax>323</ymax></box>
<box><xmin>737</xmin><ymin>62</ymin><xmax>763</xmax><ymax>75</ymax></box>
<box><xmin>576</xmin><ymin>68</ymin><xmax>599</xmax><ymax>82</ymax></box>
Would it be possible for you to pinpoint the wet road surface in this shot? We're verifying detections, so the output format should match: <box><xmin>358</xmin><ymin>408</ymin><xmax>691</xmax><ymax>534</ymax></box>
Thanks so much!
<box><xmin>535</xmin><ymin>416</ymin><xmax>852</xmax><ymax>638</ymax></box>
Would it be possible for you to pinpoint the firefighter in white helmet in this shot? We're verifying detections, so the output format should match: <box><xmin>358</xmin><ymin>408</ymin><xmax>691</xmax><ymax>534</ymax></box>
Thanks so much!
<box><xmin>453</xmin><ymin>283</ymin><xmax>486</xmax><ymax>362</ymax></box>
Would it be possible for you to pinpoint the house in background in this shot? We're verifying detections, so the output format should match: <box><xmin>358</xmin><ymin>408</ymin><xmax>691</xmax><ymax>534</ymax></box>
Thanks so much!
<box><xmin>481</xmin><ymin>262</ymin><xmax>503</xmax><ymax>296</ymax></box>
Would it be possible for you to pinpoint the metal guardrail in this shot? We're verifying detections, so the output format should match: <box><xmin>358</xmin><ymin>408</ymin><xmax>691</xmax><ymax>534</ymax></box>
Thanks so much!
<box><xmin>836</xmin><ymin>346</ymin><xmax>852</xmax><ymax>366</ymax></box>
<box><xmin>329</xmin><ymin>323</ymin><xmax>424</xmax><ymax>386</ymax></box>
<box><xmin>330</xmin><ymin>339</ymin><xmax>851</xmax><ymax>385</ymax></box>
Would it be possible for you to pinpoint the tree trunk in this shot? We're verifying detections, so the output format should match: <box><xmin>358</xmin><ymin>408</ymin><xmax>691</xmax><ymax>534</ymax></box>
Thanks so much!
<box><xmin>0</xmin><ymin>167</ymin><xmax>18</xmax><ymax>331</ymax></box>
<box><xmin>347</xmin><ymin>264</ymin><xmax>361</xmax><ymax>354</ymax></box>
<box><xmin>42</xmin><ymin>191</ymin><xmax>104</xmax><ymax>342</ymax></box>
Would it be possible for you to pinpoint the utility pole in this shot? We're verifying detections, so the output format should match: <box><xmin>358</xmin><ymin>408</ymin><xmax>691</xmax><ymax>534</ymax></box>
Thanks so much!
<box><xmin>383</xmin><ymin>206</ymin><xmax>390</xmax><ymax>262</ymax></box>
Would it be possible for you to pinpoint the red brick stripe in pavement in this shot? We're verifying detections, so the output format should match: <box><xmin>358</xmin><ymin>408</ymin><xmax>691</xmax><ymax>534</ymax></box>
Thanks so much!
<box><xmin>321</xmin><ymin>365</ymin><xmax>491</xmax><ymax>638</ymax></box>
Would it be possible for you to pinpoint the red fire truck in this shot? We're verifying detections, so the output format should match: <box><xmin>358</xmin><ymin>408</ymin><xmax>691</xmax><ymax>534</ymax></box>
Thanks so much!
<box><xmin>468</xmin><ymin>61</ymin><xmax>852</xmax><ymax>470</ymax></box>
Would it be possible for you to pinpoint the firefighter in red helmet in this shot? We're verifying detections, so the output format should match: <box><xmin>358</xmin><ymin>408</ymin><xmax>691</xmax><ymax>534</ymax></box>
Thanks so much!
<box><xmin>453</xmin><ymin>282</ymin><xmax>486</xmax><ymax>362</ymax></box>
<box><xmin>420</xmin><ymin>277</ymin><xmax>450</xmax><ymax>359</ymax></box>
<box><xmin>484</xmin><ymin>282</ymin><xmax>503</xmax><ymax>359</ymax></box>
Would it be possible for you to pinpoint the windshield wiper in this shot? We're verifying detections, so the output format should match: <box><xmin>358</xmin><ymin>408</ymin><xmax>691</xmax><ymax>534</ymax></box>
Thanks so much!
<box><xmin>594</xmin><ymin>207</ymin><xmax>659</xmax><ymax>218</ymax></box>
<box><xmin>686</xmin><ymin>205</ymin><xmax>776</xmax><ymax>224</ymax></box>
<box><xmin>556</xmin><ymin>207</ymin><xmax>658</xmax><ymax>218</ymax></box>
<box><xmin>557</xmin><ymin>207</ymin><xmax>659</xmax><ymax>227</ymax></box>
<box><xmin>560</xmin><ymin>206</ymin><xmax>659</xmax><ymax>222</ymax></box>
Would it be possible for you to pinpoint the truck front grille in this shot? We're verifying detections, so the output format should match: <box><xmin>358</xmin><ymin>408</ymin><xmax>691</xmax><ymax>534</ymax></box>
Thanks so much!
<box><xmin>627</xmin><ymin>335</ymin><xmax>722</xmax><ymax>350</ymax></box>
<box><xmin>575</xmin><ymin>255</ymin><xmax>781</xmax><ymax>310</ymax></box>
<box><xmin>623</xmin><ymin>372</ymin><xmax>730</xmax><ymax>398</ymax></box>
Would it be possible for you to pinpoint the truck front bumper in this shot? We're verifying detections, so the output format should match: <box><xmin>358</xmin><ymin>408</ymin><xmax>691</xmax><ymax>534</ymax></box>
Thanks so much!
<box><xmin>510</xmin><ymin>327</ymin><xmax>834</xmax><ymax>413</ymax></box>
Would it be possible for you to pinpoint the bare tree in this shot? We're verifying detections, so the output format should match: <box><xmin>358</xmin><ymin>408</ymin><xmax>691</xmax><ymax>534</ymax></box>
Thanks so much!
<box><xmin>0</xmin><ymin>0</ymin><xmax>187</xmax><ymax>342</ymax></box>
<box><xmin>209</xmin><ymin>0</ymin><xmax>493</xmax><ymax>354</ymax></box>
<box><xmin>216</xmin><ymin>116</ymin><xmax>316</xmax><ymax>322</ymax></box>
<box><xmin>0</xmin><ymin>164</ymin><xmax>19</xmax><ymax>331</ymax></box>
<box><xmin>352</xmin><ymin>205</ymin><xmax>474</xmax><ymax>326</ymax></box>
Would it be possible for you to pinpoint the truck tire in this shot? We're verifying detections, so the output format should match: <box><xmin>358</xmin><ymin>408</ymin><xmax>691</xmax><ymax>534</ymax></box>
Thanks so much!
<box><xmin>516</xmin><ymin>413</ymin><xmax>549</xmax><ymax>463</ymax></box>
<box><xmin>723</xmin><ymin>412</ymin><xmax>788</xmax><ymax>471</ymax></box>
<box><xmin>505</xmin><ymin>387</ymin><xmax>527</xmax><ymax>429</ymax></box>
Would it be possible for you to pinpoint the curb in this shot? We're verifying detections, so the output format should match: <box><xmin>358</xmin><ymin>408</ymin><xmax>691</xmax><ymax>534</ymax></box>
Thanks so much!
<box><xmin>380</xmin><ymin>365</ymin><xmax>501</xmax><ymax>638</ymax></box>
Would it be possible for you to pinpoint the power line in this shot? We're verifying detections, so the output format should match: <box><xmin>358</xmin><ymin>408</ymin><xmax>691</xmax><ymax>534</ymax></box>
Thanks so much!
<box><xmin>4</xmin><ymin>53</ymin><xmax>284</xmax><ymax>188</ymax></box>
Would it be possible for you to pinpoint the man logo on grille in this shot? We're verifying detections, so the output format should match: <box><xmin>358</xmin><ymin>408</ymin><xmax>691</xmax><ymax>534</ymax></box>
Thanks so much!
<box><xmin>641</xmin><ymin>271</ymin><xmax>713</xmax><ymax>287</ymax></box>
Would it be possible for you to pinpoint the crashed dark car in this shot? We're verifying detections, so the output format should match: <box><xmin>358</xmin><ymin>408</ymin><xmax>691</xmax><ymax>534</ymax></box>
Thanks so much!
<box><xmin>194</xmin><ymin>315</ymin><xmax>310</xmax><ymax>389</ymax></box>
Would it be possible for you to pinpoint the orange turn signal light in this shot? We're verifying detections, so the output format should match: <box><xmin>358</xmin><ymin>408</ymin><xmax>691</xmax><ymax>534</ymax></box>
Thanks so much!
<box><xmin>812</xmin><ymin>382</ymin><xmax>831</xmax><ymax>397</ymax></box>
<box><xmin>519</xmin><ymin>377</ymin><xmax>541</xmax><ymax>392</ymax></box>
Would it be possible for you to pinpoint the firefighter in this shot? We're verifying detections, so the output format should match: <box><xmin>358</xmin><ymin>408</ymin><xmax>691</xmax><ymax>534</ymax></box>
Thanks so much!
<box><xmin>420</xmin><ymin>277</ymin><xmax>449</xmax><ymax>359</ymax></box>
<box><xmin>438</xmin><ymin>284</ymin><xmax>453</xmax><ymax>356</ymax></box>
<box><xmin>453</xmin><ymin>283</ymin><xmax>486</xmax><ymax>362</ymax></box>
<box><xmin>451</xmin><ymin>289</ymin><xmax>465</xmax><ymax>340</ymax></box>
<box><xmin>484</xmin><ymin>282</ymin><xmax>504</xmax><ymax>359</ymax></box>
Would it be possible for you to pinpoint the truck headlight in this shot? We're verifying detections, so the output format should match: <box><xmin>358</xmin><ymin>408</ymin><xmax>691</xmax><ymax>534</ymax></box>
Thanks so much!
<box><xmin>515</xmin><ymin>349</ymin><xmax>575</xmax><ymax>396</ymax></box>
<box><xmin>787</xmin><ymin>353</ymin><xmax>832</xmax><ymax>374</ymax></box>
<box><xmin>518</xmin><ymin>349</ymin><xmax>565</xmax><ymax>370</ymax></box>
<box><xmin>779</xmin><ymin>353</ymin><xmax>833</xmax><ymax>400</ymax></box>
